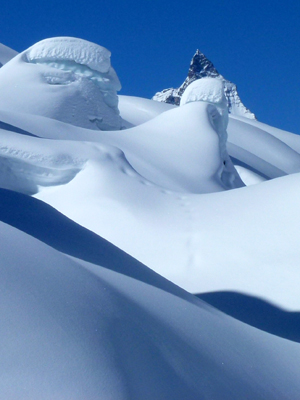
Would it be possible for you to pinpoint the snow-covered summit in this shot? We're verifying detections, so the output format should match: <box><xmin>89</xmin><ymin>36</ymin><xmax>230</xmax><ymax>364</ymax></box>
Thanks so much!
<box><xmin>153</xmin><ymin>49</ymin><xmax>255</xmax><ymax>119</ymax></box>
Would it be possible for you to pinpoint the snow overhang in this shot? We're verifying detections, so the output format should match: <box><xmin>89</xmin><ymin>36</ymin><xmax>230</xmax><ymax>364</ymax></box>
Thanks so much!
<box><xmin>24</xmin><ymin>37</ymin><xmax>121</xmax><ymax>91</ymax></box>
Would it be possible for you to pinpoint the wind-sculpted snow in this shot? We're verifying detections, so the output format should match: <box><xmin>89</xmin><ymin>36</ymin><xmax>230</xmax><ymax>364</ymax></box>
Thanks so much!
<box><xmin>228</xmin><ymin>116</ymin><xmax>300</xmax><ymax>179</ymax></box>
<box><xmin>181</xmin><ymin>77</ymin><xmax>227</xmax><ymax>107</ymax></box>
<box><xmin>0</xmin><ymin>38</ymin><xmax>122</xmax><ymax>130</ymax></box>
<box><xmin>180</xmin><ymin>78</ymin><xmax>243</xmax><ymax>189</ymax></box>
<box><xmin>0</xmin><ymin>99</ymin><xmax>299</xmax><ymax>308</ymax></box>
<box><xmin>1</xmin><ymin>194</ymin><xmax>300</xmax><ymax>399</ymax></box>
<box><xmin>0</xmin><ymin>129</ymin><xmax>85</xmax><ymax>194</ymax></box>
<box><xmin>26</xmin><ymin>37</ymin><xmax>114</xmax><ymax>74</ymax></box>
<box><xmin>1</xmin><ymin>36</ymin><xmax>300</xmax><ymax>398</ymax></box>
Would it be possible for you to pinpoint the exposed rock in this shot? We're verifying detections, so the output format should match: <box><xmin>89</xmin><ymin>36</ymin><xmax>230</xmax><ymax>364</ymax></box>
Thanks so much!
<box><xmin>153</xmin><ymin>50</ymin><xmax>255</xmax><ymax>119</ymax></box>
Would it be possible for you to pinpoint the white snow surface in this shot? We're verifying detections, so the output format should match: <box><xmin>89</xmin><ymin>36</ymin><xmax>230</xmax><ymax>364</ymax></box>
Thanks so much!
<box><xmin>1</xmin><ymin>212</ymin><xmax>300</xmax><ymax>399</ymax></box>
<box><xmin>1</xmin><ymin>37</ymin><xmax>300</xmax><ymax>398</ymax></box>
<box><xmin>180</xmin><ymin>77</ymin><xmax>226</xmax><ymax>107</ymax></box>
<box><xmin>0</xmin><ymin>38</ymin><xmax>122</xmax><ymax>130</ymax></box>
<box><xmin>26</xmin><ymin>37</ymin><xmax>114</xmax><ymax>74</ymax></box>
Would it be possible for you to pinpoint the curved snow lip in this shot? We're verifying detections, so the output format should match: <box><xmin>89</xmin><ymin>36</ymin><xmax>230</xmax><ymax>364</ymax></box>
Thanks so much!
<box><xmin>0</xmin><ymin>145</ymin><xmax>86</xmax><ymax>195</ymax></box>
<box><xmin>180</xmin><ymin>77</ymin><xmax>226</xmax><ymax>107</ymax></box>
<box><xmin>25</xmin><ymin>37</ymin><xmax>111</xmax><ymax>73</ymax></box>
<box><xmin>23</xmin><ymin>37</ymin><xmax>121</xmax><ymax>90</ymax></box>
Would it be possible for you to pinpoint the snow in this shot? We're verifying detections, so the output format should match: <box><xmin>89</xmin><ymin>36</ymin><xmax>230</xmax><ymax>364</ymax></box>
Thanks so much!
<box><xmin>1</xmin><ymin>192</ymin><xmax>300</xmax><ymax>399</ymax></box>
<box><xmin>1</xmin><ymin>36</ymin><xmax>300</xmax><ymax>397</ymax></box>
<box><xmin>0</xmin><ymin>91</ymin><xmax>299</xmax><ymax>309</ymax></box>
<box><xmin>0</xmin><ymin>38</ymin><xmax>122</xmax><ymax>130</ymax></box>
<box><xmin>26</xmin><ymin>37</ymin><xmax>114</xmax><ymax>74</ymax></box>
<box><xmin>180</xmin><ymin>77</ymin><xmax>226</xmax><ymax>107</ymax></box>
<box><xmin>0</xmin><ymin>97</ymin><xmax>298</xmax><ymax>309</ymax></box>
<box><xmin>181</xmin><ymin>78</ymin><xmax>243</xmax><ymax>189</ymax></box>
<box><xmin>118</xmin><ymin>95</ymin><xmax>175</xmax><ymax>127</ymax></box>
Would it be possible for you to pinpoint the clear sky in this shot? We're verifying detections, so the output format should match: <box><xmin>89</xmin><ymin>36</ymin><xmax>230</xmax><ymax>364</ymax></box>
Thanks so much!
<box><xmin>1</xmin><ymin>0</ymin><xmax>300</xmax><ymax>134</ymax></box>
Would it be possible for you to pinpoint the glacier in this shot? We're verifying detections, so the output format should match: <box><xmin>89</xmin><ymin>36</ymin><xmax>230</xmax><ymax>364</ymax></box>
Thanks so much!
<box><xmin>1</xmin><ymin>37</ymin><xmax>300</xmax><ymax>399</ymax></box>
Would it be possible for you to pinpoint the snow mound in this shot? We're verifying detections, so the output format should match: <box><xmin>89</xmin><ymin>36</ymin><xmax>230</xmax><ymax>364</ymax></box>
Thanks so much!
<box><xmin>0</xmin><ymin>37</ymin><xmax>122</xmax><ymax>130</ymax></box>
<box><xmin>180</xmin><ymin>78</ymin><xmax>242</xmax><ymax>189</ymax></box>
<box><xmin>180</xmin><ymin>77</ymin><xmax>226</xmax><ymax>106</ymax></box>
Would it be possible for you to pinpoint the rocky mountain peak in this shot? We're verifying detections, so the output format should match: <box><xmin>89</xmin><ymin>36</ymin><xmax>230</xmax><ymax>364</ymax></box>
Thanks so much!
<box><xmin>188</xmin><ymin>49</ymin><xmax>219</xmax><ymax>80</ymax></box>
<box><xmin>153</xmin><ymin>50</ymin><xmax>255</xmax><ymax>119</ymax></box>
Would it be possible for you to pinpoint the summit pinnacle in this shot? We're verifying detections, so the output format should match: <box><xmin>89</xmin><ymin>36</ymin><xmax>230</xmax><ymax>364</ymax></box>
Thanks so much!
<box><xmin>153</xmin><ymin>50</ymin><xmax>255</xmax><ymax>119</ymax></box>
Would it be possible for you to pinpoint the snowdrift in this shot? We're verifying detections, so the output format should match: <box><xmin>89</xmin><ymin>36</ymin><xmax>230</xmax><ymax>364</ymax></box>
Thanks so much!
<box><xmin>1</xmin><ymin>38</ymin><xmax>300</xmax><ymax>398</ymax></box>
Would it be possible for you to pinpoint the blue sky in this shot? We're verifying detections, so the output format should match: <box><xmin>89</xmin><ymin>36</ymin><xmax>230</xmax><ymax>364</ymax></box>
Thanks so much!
<box><xmin>1</xmin><ymin>0</ymin><xmax>300</xmax><ymax>134</ymax></box>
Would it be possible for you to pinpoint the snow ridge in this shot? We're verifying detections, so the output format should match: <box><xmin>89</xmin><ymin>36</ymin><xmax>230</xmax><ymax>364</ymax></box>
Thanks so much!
<box><xmin>153</xmin><ymin>50</ymin><xmax>255</xmax><ymax>119</ymax></box>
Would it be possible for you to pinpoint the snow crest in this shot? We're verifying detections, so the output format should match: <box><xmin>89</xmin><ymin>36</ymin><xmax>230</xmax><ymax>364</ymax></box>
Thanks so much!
<box><xmin>26</xmin><ymin>37</ymin><xmax>112</xmax><ymax>75</ymax></box>
<box><xmin>181</xmin><ymin>77</ymin><xmax>226</xmax><ymax>107</ymax></box>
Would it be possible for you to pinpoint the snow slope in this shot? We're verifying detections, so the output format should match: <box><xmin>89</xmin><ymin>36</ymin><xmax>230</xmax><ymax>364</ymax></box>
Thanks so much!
<box><xmin>0</xmin><ymin>89</ymin><xmax>299</xmax><ymax>309</ymax></box>
<box><xmin>1</xmin><ymin>190</ymin><xmax>300</xmax><ymax>400</ymax></box>
<box><xmin>1</xmin><ymin>38</ymin><xmax>300</xmax><ymax>398</ymax></box>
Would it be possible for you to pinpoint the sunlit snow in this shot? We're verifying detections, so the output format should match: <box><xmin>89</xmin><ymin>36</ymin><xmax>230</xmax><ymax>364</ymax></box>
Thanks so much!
<box><xmin>0</xmin><ymin>37</ymin><xmax>121</xmax><ymax>130</ymax></box>
<box><xmin>1</xmin><ymin>37</ymin><xmax>300</xmax><ymax>399</ymax></box>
